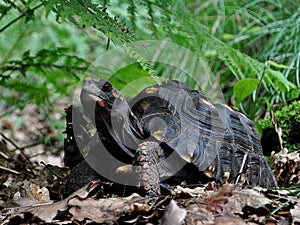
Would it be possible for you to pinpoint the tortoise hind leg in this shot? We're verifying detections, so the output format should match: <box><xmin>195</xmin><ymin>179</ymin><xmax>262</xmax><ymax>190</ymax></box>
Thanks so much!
<box><xmin>133</xmin><ymin>141</ymin><xmax>161</xmax><ymax>196</ymax></box>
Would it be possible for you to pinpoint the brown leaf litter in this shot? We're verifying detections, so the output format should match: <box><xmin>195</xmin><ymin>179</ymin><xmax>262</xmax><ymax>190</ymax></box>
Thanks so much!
<box><xmin>2</xmin><ymin>181</ymin><xmax>299</xmax><ymax>225</ymax></box>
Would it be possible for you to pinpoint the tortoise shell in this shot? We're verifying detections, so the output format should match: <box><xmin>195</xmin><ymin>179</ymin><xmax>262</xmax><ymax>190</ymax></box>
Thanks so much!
<box><xmin>130</xmin><ymin>80</ymin><xmax>276</xmax><ymax>187</ymax></box>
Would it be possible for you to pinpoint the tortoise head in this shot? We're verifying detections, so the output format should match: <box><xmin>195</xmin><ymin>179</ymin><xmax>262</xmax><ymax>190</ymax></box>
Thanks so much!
<box><xmin>80</xmin><ymin>78</ymin><xmax>124</xmax><ymax>114</ymax></box>
<box><xmin>80</xmin><ymin>78</ymin><xmax>133</xmax><ymax>127</ymax></box>
<box><xmin>80</xmin><ymin>78</ymin><xmax>144</xmax><ymax>152</ymax></box>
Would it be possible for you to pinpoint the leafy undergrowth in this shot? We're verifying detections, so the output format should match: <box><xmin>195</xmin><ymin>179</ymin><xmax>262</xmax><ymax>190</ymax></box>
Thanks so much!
<box><xmin>258</xmin><ymin>101</ymin><xmax>300</xmax><ymax>154</ymax></box>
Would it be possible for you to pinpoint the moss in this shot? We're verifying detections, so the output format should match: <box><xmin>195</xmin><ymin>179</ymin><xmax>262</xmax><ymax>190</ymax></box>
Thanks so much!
<box><xmin>258</xmin><ymin>101</ymin><xmax>300</xmax><ymax>153</ymax></box>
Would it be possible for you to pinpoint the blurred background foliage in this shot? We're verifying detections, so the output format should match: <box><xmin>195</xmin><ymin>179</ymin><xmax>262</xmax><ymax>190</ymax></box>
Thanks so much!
<box><xmin>0</xmin><ymin>0</ymin><xmax>299</xmax><ymax>144</ymax></box>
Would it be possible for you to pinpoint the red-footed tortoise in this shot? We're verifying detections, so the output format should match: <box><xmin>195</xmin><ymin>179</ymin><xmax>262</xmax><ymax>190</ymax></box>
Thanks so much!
<box><xmin>79</xmin><ymin>78</ymin><xmax>276</xmax><ymax>196</ymax></box>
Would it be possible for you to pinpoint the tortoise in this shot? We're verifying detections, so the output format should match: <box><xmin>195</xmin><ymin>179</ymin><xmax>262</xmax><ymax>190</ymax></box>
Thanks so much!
<box><xmin>79</xmin><ymin>78</ymin><xmax>277</xmax><ymax>195</ymax></box>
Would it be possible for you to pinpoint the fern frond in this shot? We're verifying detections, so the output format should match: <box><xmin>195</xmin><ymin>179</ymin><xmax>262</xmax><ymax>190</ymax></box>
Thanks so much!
<box><xmin>145</xmin><ymin>0</ymin><xmax>158</xmax><ymax>36</ymax></box>
<box><xmin>127</xmin><ymin>0</ymin><xmax>137</xmax><ymax>32</ymax></box>
<box><xmin>43</xmin><ymin>0</ymin><xmax>135</xmax><ymax>44</ymax></box>
<box><xmin>0</xmin><ymin>48</ymin><xmax>90</xmax><ymax>81</ymax></box>
<box><xmin>0</xmin><ymin>1</ymin><xmax>43</xmax><ymax>33</ymax></box>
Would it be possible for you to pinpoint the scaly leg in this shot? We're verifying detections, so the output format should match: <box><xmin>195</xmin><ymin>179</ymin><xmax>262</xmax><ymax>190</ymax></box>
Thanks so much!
<box><xmin>133</xmin><ymin>141</ymin><xmax>161</xmax><ymax>196</ymax></box>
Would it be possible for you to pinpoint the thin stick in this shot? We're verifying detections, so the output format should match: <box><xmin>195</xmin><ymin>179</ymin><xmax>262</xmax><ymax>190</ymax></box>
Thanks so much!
<box><xmin>1</xmin><ymin>133</ymin><xmax>19</xmax><ymax>149</ymax></box>
<box><xmin>235</xmin><ymin>153</ymin><xmax>248</xmax><ymax>184</ymax></box>
<box><xmin>0</xmin><ymin>165</ymin><xmax>21</xmax><ymax>174</ymax></box>
<box><xmin>0</xmin><ymin>151</ymin><xmax>10</xmax><ymax>160</ymax></box>
<box><xmin>11</xmin><ymin>141</ymin><xmax>44</xmax><ymax>152</ymax></box>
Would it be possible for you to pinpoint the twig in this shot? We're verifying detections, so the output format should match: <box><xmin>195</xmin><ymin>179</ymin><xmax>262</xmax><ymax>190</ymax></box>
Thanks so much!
<box><xmin>1</xmin><ymin>133</ymin><xmax>19</xmax><ymax>149</ymax></box>
<box><xmin>0</xmin><ymin>165</ymin><xmax>21</xmax><ymax>174</ymax></box>
<box><xmin>28</xmin><ymin>151</ymin><xmax>48</xmax><ymax>160</ymax></box>
<box><xmin>3</xmin><ymin>201</ymin><xmax>53</xmax><ymax>215</ymax></box>
<box><xmin>11</xmin><ymin>141</ymin><xmax>44</xmax><ymax>152</ymax></box>
<box><xmin>2</xmin><ymin>62</ymin><xmax>86</xmax><ymax>80</ymax></box>
<box><xmin>0</xmin><ymin>151</ymin><xmax>10</xmax><ymax>160</ymax></box>
<box><xmin>235</xmin><ymin>153</ymin><xmax>248</xmax><ymax>184</ymax></box>
<box><xmin>271</xmin><ymin>110</ymin><xmax>284</xmax><ymax>151</ymax></box>
<box><xmin>0</xmin><ymin>133</ymin><xmax>33</xmax><ymax>165</ymax></box>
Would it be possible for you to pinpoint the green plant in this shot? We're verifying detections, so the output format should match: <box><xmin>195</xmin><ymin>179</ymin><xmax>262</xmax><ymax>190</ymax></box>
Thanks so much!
<box><xmin>0</xmin><ymin>0</ymin><xmax>299</xmax><ymax>143</ymax></box>
<box><xmin>93</xmin><ymin>0</ymin><xmax>300</xmax><ymax>118</ymax></box>
<box><xmin>257</xmin><ymin>100</ymin><xmax>300</xmax><ymax>152</ymax></box>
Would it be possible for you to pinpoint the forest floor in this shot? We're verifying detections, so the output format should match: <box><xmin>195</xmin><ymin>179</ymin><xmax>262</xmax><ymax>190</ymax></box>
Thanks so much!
<box><xmin>0</xmin><ymin>104</ymin><xmax>299</xmax><ymax>225</ymax></box>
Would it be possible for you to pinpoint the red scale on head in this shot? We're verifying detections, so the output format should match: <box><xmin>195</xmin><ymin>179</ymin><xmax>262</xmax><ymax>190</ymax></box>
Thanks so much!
<box><xmin>97</xmin><ymin>100</ymin><xmax>105</xmax><ymax>107</ymax></box>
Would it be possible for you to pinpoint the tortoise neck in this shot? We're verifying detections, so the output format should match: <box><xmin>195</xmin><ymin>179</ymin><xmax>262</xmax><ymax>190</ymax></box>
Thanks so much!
<box><xmin>95</xmin><ymin>100</ymin><xmax>144</xmax><ymax>152</ymax></box>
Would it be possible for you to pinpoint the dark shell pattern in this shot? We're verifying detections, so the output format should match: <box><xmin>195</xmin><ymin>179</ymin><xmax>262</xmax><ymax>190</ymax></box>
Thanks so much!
<box><xmin>130</xmin><ymin>80</ymin><xmax>276</xmax><ymax>187</ymax></box>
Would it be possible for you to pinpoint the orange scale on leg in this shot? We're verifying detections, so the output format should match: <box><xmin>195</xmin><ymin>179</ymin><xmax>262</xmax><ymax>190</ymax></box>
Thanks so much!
<box><xmin>144</xmin><ymin>184</ymin><xmax>151</xmax><ymax>191</ymax></box>
<box><xmin>142</xmin><ymin>173</ymin><xmax>149</xmax><ymax>181</ymax></box>
<box><xmin>142</xmin><ymin>162</ymin><xmax>148</xmax><ymax>169</ymax></box>
<box><xmin>139</xmin><ymin>157</ymin><xmax>145</xmax><ymax>162</ymax></box>
<box><xmin>135</xmin><ymin>166</ymin><xmax>142</xmax><ymax>173</ymax></box>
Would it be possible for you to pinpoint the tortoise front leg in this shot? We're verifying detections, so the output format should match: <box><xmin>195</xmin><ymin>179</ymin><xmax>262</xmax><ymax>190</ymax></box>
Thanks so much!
<box><xmin>133</xmin><ymin>141</ymin><xmax>161</xmax><ymax>196</ymax></box>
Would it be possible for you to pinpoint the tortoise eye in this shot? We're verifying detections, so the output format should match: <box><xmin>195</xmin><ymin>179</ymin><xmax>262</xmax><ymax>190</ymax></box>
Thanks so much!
<box><xmin>101</xmin><ymin>82</ymin><xmax>112</xmax><ymax>92</ymax></box>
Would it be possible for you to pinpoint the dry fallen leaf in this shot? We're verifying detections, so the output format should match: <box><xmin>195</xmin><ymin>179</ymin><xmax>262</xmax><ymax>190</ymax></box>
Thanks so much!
<box><xmin>13</xmin><ymin>183</ymin><xmax>51</xmax><ymax>207</ymax></box>
<box><xmin>223</xmin><ymin>186</ymin><xmax>271</xmax><ymax>215</ymax></box>
<box><xmin>68</xmin><ymin>193</ymin><xmax>141</xmax><ymax>223</ymax></box>
<box><xmin>204</xmin><ymin>184</ymin><xmax>235</xmax><ymax>214</ymax></box>
<box><xmin>175</xmin><ymin>186</ymin><xmax>206</xmax><ymax>197</ymax></box>
<box><xmin>3</xmin><ymin>180</ymin><xmax>98</xmax><ymax>222</ymax></box>
<box><xmin>291</xmin><ymin>200</ymin><xmax>300</xmax><ymax>223</ymax></box>
<box><xmin>269</xmin><ymin>149</ymin><xmax>300</xmax><ymax>187</ymax></box>
<box><xmin>211</xmin><ymin>214</ymin><xmax>247</xmax><ymax>225</ymax></box>
<box><xmin>161</xmin><ymin>199</ymin><xmax>186</xmax><ymax>225</ymax></box>
<box><xmin>29</xmin><ymin>180</ymin><xmax>95</xmax><ymax>222</ymax></box>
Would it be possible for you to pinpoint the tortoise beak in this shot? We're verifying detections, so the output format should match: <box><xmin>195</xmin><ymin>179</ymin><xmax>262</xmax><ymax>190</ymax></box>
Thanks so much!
<box><xmin>81</xmin><ymin>78</ymin><xmax>107</xmax><ymax>103</ymax></box>
<box><xmin>86</xmin><ymin>91</ymin><xmax>105</xmax><ymax>101</ymax></box>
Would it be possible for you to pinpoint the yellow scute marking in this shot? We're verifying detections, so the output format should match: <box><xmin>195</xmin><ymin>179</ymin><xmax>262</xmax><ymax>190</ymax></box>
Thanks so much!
<box><xmin>199</xmin><ymin>98</ymin><xmax>213</xmax><ymax>106</ymax></box>
<box><xmin>204</xmin><ymin>165</ymin><xmax>215</xmax><ymax>178</ymax></box>
<box><xmin>141</xmin><ymin>101</ymin><xmax>149</xmax><ymax>110</ymax></box>
<box><xmin>112</xmin><ymin>90</ymin><xmax>119</xmax><ymax>98</ymax></box>
<box><xmin>181</xmin><ymin>152</ymin><xmax>193</xmax><ymax>163</ymax></box>
<box><xmin>204</xmin><ymin>171</ymin><xmax>213</xmax><ymax>178</ymax></box>
<box><xmin>145</xmin><ymin>87</ymin><xmax>158</xmax><ymax>94</ymax></box>
<box><xmin>223</xmin><ymin>104</ymin><xmax>233</xmax><ymax>111</ymax></box>
<box><xmin>223</xmin><ymin>171</ymin><xmax>230</xmax><ymax>181</ymax></box>
<box><xmin>152</xmin><ymin>130</ymin><xmax>164</xmax><ymax>141</ymax></box>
